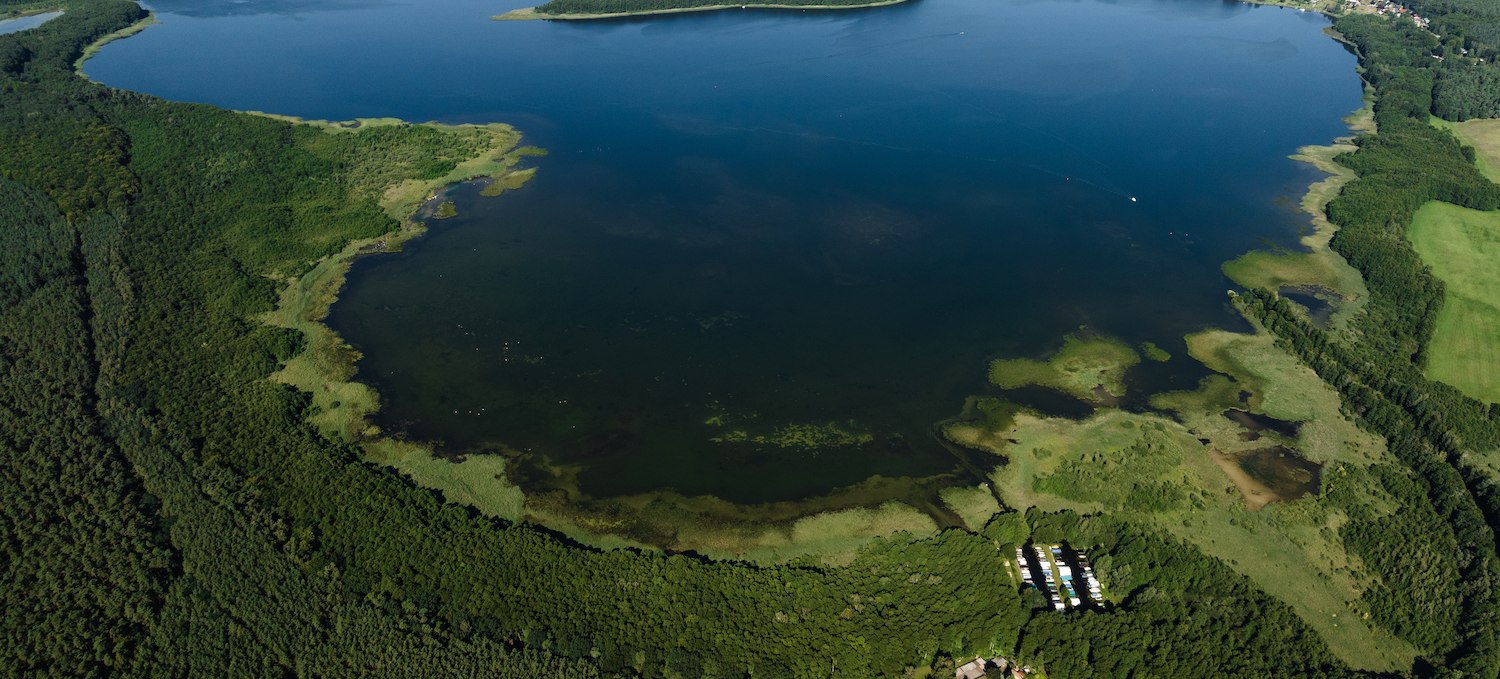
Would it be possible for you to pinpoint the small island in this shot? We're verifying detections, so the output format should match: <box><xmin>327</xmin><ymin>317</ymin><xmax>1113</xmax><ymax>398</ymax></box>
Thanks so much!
<box><xmin>496</xmin><ymin>0</ymin><xmax>907</xmax><ymax>21</ymax></box>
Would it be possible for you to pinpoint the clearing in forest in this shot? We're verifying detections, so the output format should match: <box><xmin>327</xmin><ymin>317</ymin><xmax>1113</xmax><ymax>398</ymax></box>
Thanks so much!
<box><xmin>1408</xmin><ymin>201</ymin><xmax>1500</xmax><ymax>403</ymax></box>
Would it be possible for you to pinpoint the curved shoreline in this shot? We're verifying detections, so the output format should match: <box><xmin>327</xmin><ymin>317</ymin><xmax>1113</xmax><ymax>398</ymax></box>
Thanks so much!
<box><xmin>245</xmin><ymin>116</ymin><xmax>953</xmax><ymax>563</ymax></box>
<box><xmin>73</xmin><ymin>11</ymin><xmax>156</xmax><ymax>76</ymax></box>
<box><xmin>495</xmin><ymin>0</ymin><xmax>906</xmax><ymax>21</ymax></box>
<box><xmin>301</xmin><ymin>1</ymin><xmax>1378</xmax><ymax>563</ymax></box>
<box><xmin>83</xmin><ymin>0</ymin><xmax>1386</xmax><ymax>565</ymax></box>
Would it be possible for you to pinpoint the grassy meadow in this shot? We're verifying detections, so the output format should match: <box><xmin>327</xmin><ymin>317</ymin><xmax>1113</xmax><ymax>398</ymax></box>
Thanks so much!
<box><xmin>1407</xmin><ymin>201</ymin><xmax>1500</xmax><ymax>403</ymax></box>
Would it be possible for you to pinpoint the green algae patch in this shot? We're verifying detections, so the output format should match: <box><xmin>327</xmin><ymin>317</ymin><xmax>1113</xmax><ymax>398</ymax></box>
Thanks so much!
<box><xmin>711</xmin><ymin>419</ymin><xmax>874</xmax><ymax>450</ymax></box>
<box><xmin>480</xmin><ymin>166</ymin><xmax>535</xmax><ymax>196</ymax></box>
<box><xmin>988</xmin><ymin>335</ymin><xmax>1139</xmax><ymax>402</ymax></box>
<box><xmin>941</xmin><ymin>396</ymin><xmax>1023</xmax><ymax>455</ymax></box>
<box><xmin>1149</xmin><ymin>373</ymin><xmax>1243</xmax><ymax>418</ymax></box>
<box><xmin>1139</xmin><ymin>341</ymin><xmax>1172</xmax><ymax>362</ymax></box>
<box><xmin>1407</xmin><ymin>201</ymin><xmax>1500</xmax><ymax>403</ymax></box>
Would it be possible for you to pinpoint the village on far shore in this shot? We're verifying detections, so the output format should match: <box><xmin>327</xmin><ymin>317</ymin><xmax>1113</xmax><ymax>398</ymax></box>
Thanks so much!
<box><xmin>1343</xmin><ymin>0</ymin><xmax>1430</xmax><ymax>29</ymax></box>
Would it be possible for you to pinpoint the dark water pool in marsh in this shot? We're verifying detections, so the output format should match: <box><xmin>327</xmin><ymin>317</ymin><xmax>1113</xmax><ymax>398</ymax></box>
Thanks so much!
<box><xmin>90</xmin><ymin>0</ymin><xmax>1361</xmax><ymax>504</ymax></box>
<box><xmin>1238</xmin><ymin>446</ymin><xmax>1322</xmax><ymax>501</ymax></box>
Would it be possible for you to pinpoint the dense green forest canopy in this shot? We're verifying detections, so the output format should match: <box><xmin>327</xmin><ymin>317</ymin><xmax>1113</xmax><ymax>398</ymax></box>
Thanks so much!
<box><xmin>3</xmin><ymin>0</ymin><xmax>1500</xmax><ymax>676</ymax></box>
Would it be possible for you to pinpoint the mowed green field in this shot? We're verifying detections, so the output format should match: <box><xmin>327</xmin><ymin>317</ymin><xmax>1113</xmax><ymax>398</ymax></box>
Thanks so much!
<box><xmin>1436</xmin><ymin>116</ymin><xmax>1500</xmax><ymax>184</ymax></box>
<box><xmin>1408</xmin><ymin>201</ymin><xmax>1500</xmax><ymax>403</ymax></box>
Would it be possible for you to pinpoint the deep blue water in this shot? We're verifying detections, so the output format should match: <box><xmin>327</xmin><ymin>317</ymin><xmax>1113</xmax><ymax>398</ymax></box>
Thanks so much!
<box><xmin>89</xmin><ymin>0</ymin><xmax>1361</xmax><ymax>503</ymax></box>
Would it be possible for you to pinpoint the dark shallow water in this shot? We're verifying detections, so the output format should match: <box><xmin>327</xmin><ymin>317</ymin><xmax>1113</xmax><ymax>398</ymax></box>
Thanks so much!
<box><xmin>1238</xmin><ymin>445</ymin><xmax>1322</xmax><ymax>500</ymax></box>
<box><xmin>91</xmin><ymin>0</ymin><xmax>1361</xmax><ymax>503</ymax></box>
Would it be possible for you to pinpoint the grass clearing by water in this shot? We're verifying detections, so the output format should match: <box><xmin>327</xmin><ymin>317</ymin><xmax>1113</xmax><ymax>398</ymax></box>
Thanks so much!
<box><xmin>1407</xmin><ymin>201</ymin><xmax>1500</xmax><ymax>403</ymax></box>
<box><xmin>1185</xmin><ymin>327</ymin><xmax>1386</xmax><ymax>465</ymax></box>
<box><xmin>988</xmin><ymin>335</ymin><xmax>1139</xmax><ymax>402</ymax></box>
<box><xmin>366</xmin><ymin>440</ymin><xmax>527</xmax><ymax>521</ymax></box>
<box><xmin>939</xmin><ymin>484</ymin><xmax>1001</xmax><ymax>531</ymax></box>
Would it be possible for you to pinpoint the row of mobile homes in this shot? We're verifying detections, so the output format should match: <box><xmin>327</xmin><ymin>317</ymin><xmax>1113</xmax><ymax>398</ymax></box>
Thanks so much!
<box><xmin>1077</xmin><ymin>549</ymin><xmax>1104</xmax><ymax>605</ymax></box>
<box><xmin>1051</xmin><ymin>545</ymin><xmax>1083</xmax><ymax>608</ymax></box>
<box><xmin>1015</xmin><ymin>547</ymin><xmax>1036</xmax><ymax>589</ymax></box>
<box><xmin>1032</xmin><ymin>545</ymin><xmax>1065</xmax><ymax>611</ymax></box>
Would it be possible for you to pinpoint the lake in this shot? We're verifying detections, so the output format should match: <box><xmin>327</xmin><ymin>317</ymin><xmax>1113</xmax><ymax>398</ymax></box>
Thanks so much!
<box><xmin>0</xmin><ymin>10</ymin><xmax>62</xmax><ymax>35</ymax></box>
<box><xmin>89</xmin><ymin>0</ymin><xmax>1361</xmax><ymax>506</ymax></box>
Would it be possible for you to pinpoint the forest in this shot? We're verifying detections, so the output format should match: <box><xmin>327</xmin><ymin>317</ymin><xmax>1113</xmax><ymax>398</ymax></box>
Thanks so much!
<box><xmin>3</xmin><ymin>0</ymin><xmax>1500</xmax><ymax>676</ymax></box>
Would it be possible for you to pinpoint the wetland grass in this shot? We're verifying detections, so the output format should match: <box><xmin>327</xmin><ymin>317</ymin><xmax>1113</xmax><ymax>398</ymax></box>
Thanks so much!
<box><xmin>987</xmin><ymin>335</ymin><xmax>1139</xmax><ymax>403</ymax></box>
<box><xmin>950</xmin><ymin>316</ymin><xmax>1410</xmax><ymax>670</ymax></box>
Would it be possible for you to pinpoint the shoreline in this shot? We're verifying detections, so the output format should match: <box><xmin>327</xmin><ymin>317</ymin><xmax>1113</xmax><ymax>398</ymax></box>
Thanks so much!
<box><xmin>73</xmin><ymin>12</ymin><xmax>156</xmax><ymax>76</ymax></box>
<box><xmin>1223</xmin><ymin>92</ymin><xmax>1375</xmax><ymax>332</ymax></box>
<box><xmin>496</xmin><ymin>0</ymin><xmax>907</xmax><ymax>21</ymax></box>
<box><xmin>80</xmin><ymin>0</ymin><xmax>1391</xmax><ymax>565</ymax></box>
<box><xmin>294</xmin><ymin>0</ymin><xmax>1382</xmax><ymax>563</ymax></box>
<box><xmin>248</xmin><ymin>113</ymin><xmax>948</xmax><ymax>564</ymax></box>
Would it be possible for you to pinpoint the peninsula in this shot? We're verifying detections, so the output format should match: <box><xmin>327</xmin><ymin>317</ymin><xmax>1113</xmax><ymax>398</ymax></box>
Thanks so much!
<box><xmin>497</xmin><ymin>0</ymin><xmax>906</xmax><ymax>20</ymax></box>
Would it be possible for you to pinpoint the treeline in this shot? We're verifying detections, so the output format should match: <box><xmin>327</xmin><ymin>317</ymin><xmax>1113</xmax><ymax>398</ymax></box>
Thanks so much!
<box><xmin>1435</xmin><ymin>61</ymin><xmax>1500</xmax><ymax>118</ymax></box>
<box><xmin>1241</xmin><ymin>289</ymin><xmax>1500</xmax><ymax>672</ymax></box>
<box><xmin>535</xmin><ymin>0</ymin><xmax>888</xmax><ymax>16</ymax></box>
<box><xmin>1226</xmin><ymin>11</ymin><xmax>1500</xmax><ymax>673</ymax></box>
<box><xmin>1399</xmin><ymin>0</ymin><xmax>1500</xmax><ymax>60</ymax></box>
<box><xmin>1345</xmin><ymin>0</ymin><xmax>1500</xmax><ymax>121</ymax></box>
<box><xmin>0</xmin><ymin>0</ymin><xmax>54</xmax><ymax>13</ymax></box>
<box><xmin>1333</xmin><ymin>463</ymin><xmax>1464</xmax><ymax>653</ymax></box>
